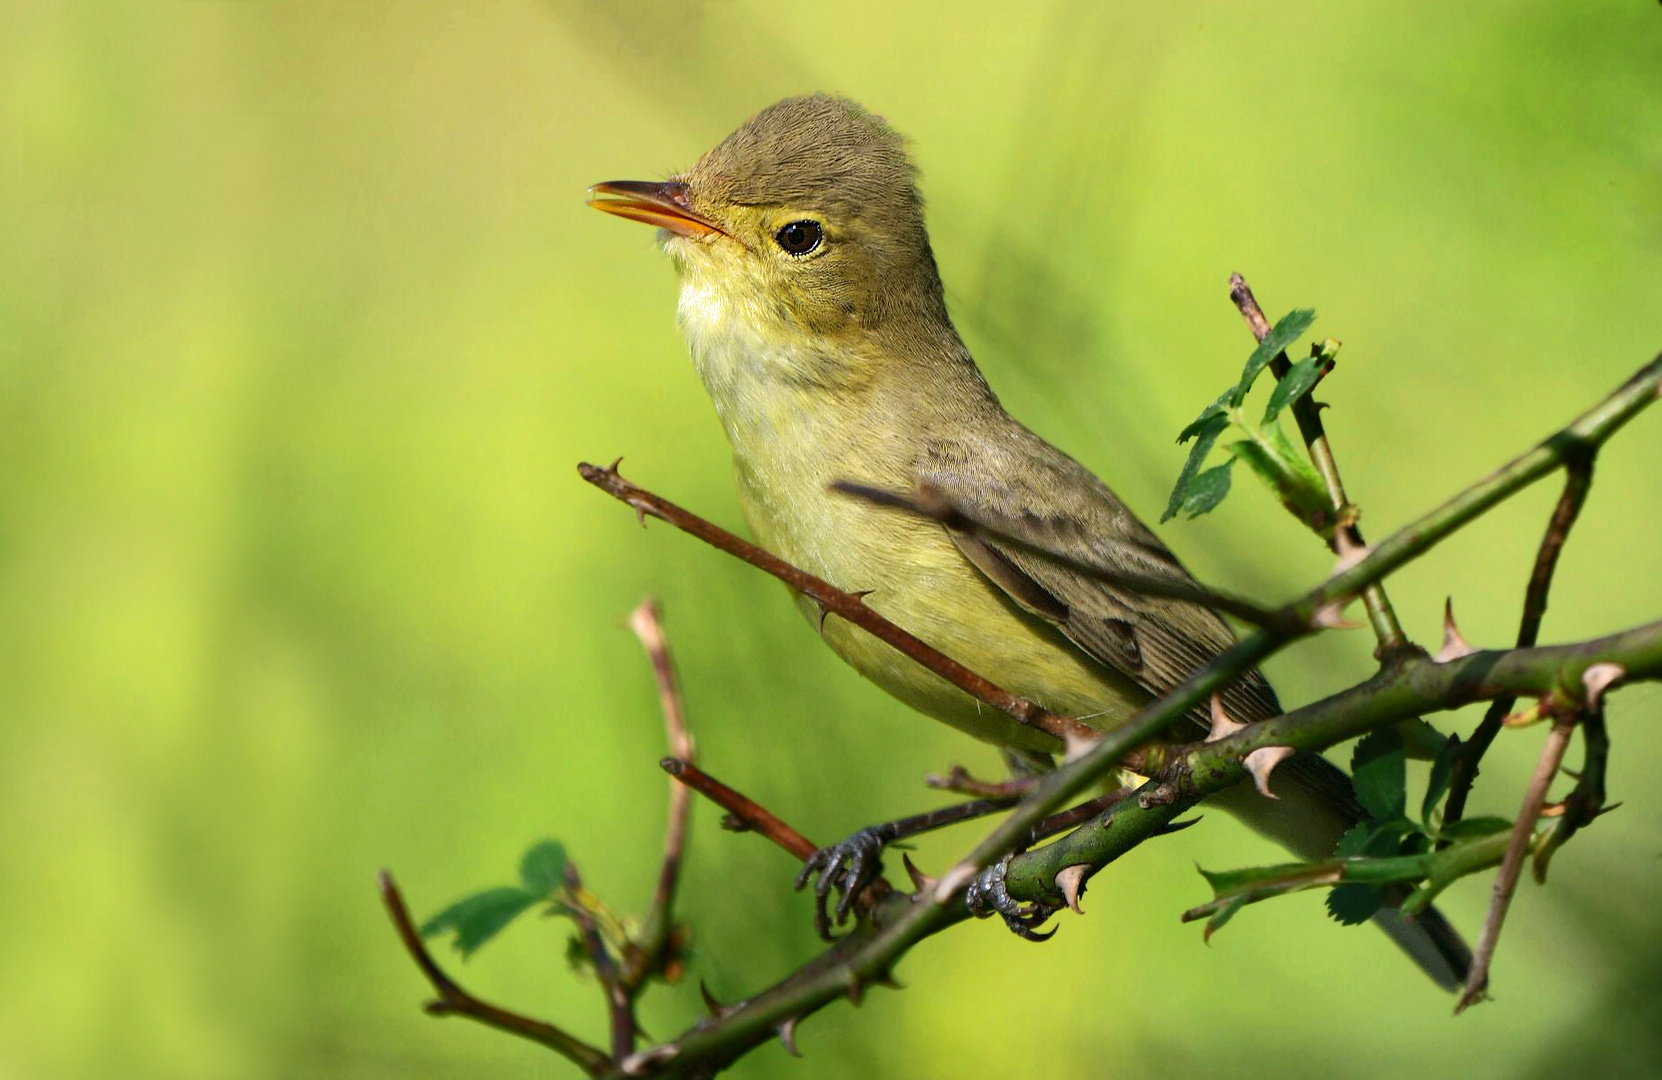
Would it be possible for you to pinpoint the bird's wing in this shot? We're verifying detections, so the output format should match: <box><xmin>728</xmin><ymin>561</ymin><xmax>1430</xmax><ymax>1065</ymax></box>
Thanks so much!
<box><xmin>918</xmin><ymin>432</ymin><xmax>1281</xmax><ymax>733</ymax></box>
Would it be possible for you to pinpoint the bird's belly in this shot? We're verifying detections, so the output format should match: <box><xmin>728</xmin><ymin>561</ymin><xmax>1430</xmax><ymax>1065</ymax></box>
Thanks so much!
<box><xmin>732</xmin><ymin>441</ymin><xmax>1141</xmax><ymax>755</ymax></box>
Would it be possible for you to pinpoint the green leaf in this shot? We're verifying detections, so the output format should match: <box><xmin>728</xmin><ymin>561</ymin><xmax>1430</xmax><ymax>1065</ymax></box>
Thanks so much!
<box><xmin>1227</xmin><ymin>423</ymin><xmax>1331</xmax><ymax>528</ymax></box>
<box><xmin>1352</xmin><ymin>729</ymin><xmax>1407</xmax><ymax>821</ymax></box>
<box><xmin>1262</xmin><ymin>357</ymin><xmax>1324</xmax><ymax>423</ymax></box>
<box><xmin>1232</xmin><ymin>308</ymin><xmax>1316</xmax><ymax>406</ymax></box>
<box><xmin>1177</xmin><ymin>391</ymin><xmax>1232</xmax><ymax>442</ymax></box>
<box><xmin>1439</xmin><ymin>816</ymin><xmax>1512</xmax><ymax>841</ymax></box>
<box><xmin>519</xmin><ymin>840</ymin><xmax>569</xmax><ymax>897</ymax></box>
<box><xmin>1325</xmin><ymin>883</ymin><xmax>1386</xmax><ymax>925</ymax></box>
<box><xmin>1333</xmin><ymin>821</ymin><xmax>1376</xmax><ymax>859</ymax></box>
<box><xmin>420</xmin><ymin>887</ymin><xmax>539</xmax><ymax>958</ymax></box>
<box><xmin>1179</xmin><ymin>460</ymin><xmax>1235</xmax><ymax>519</ymax></box>
<box><xmin>1162</xmin><ymin>411</ymin><xmax>1229</xmax><ymax>522</ymax></box>
<box><xmin>1422</xmin><ymin>735</ymin><xmax>1461</xmax><ymax>829</ymax></box>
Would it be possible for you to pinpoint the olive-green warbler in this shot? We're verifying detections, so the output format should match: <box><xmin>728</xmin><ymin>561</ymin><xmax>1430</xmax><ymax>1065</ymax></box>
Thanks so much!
<box><xmin>589</xmin><ymin>94</ymin><xmax>1468</xmax><ymax>988</ymax></box>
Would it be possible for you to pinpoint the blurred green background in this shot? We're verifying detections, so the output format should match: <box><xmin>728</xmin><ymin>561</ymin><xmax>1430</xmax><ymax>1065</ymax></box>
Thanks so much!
<box><xmin>4</xmin><ymin>1</ymin><xmax>1661</xmax><ymax>1077</ymax></box>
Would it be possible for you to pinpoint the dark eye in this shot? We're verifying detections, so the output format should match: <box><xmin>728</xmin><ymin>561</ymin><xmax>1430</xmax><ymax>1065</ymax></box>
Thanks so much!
<box><xmin>774</xmin><ymin>220</ymin><xmax>823</xmax><ymax>256</ymax></box>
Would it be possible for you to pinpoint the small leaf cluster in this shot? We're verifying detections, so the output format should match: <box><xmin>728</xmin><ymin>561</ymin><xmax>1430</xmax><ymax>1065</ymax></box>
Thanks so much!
<box><xmin>1163</xmin><ymin>309</ymin><xmax>1338</xmax><ymax>527</ymax></box>
<box><xmin>419</xmin><ymin>840</ymin><xmax>574</xmax><ymax>959</ymax></box>
<box><xmin>1189</xmin><ymin>730</ymin><xmax>1513</xmax><ymax>939</ymax></box>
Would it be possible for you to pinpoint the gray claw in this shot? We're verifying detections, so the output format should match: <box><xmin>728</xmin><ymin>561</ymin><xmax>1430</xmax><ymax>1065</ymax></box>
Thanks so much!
<box><xmin>796</xmin><ymin>827</ymin><xmax>888</xmax><ymax>940</ymax></box>
<box><xmin>964</xmin><ymin>854</ymin><xmax>1058</xmax><ymax>942</ymax></box>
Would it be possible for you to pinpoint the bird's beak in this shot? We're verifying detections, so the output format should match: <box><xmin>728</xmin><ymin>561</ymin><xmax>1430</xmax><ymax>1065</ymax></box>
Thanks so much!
<box><xmin>587</xmin><ymin>180</ymin><xmax>723</xmax><ymax>239</ymax></box>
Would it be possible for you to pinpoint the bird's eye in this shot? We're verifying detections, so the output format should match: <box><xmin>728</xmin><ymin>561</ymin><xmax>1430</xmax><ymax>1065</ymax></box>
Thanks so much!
<box><xmin>774</xmin><ymin>220</ymin><xmax>823</xmax><ymax>256</ymax></box>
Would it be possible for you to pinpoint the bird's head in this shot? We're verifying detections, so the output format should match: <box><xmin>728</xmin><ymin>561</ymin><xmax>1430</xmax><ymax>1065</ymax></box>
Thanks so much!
<box><xmin>589</xmin><ymin>94</ymin><xmax>949</xmax><ymax>340</ymax></box>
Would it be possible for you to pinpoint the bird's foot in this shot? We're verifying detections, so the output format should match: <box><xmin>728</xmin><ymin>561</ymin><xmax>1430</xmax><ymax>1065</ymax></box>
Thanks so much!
<box><xmin>964</xmin><ymin>854</ymin><xmax>1059</xmax><ymax>941</ymax></box>
<box><xmin>795</xmin><ymin>825</ymin><xmax>893</xmax><ymax>940</ymax></box>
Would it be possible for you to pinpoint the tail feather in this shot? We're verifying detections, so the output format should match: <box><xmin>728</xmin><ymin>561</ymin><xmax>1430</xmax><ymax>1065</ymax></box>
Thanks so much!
<box><xmin>1372</xmin><ymin>903</ymin><xmax>1472</xmax><ymax>992</ymax></box>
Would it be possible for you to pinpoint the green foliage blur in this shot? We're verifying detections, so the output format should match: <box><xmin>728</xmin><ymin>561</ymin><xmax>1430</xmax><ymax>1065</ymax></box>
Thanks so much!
<box><xmin>4</xmin><ymin>2</ymin><xmax>1660</xmax><ymax>1077</ymax></box>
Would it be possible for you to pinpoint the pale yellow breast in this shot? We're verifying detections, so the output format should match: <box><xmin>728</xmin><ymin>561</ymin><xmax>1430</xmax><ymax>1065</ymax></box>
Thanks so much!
<box><xmin>680</xmin><ymin>286</ymin><xmax>1140</xmax><ymax>753</ymax></box>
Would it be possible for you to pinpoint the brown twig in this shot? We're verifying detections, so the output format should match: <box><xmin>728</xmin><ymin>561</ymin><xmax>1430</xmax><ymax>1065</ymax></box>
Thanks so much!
<box><xmin>661</xmin><ymin>757</ymin><xmax>818</xmax><ymax>862</ymax></box>
<box><xmin>1534</xmin><ymin>705</ymin><xmax>1612</xmax><ymax>883</ymax></box>
<box><xmin>925</xmin><ymin>765</ymin><xmax>1039</xmax><ymax>799</ymax></box>
<box><xmin>625</xmin><ymin>599</ymin><xmax>695</xmax><ymax>993</ymax></box>
<box><xmin>564</xmin><ymin>861</ymin><xmax>637</xmax><ymax>1058</ymax></box>
<box><xmin>1228</xmin><ymin>273</ymin><xmax>1410</xmax><ymax>654</ymax></box>
<box><xmin>1026</xmin><ymin>787</ymin><xmax>1139</xmax><ymax>844</ymax></box>
<box><xmin>378</xmin><ymin>871</ymin><xmax>611</xmax><ymax>1076</ymax></box>
<box><xmin>831</xmin><ymin>481</ymin><xmax>1290</xmax><ymax>631</ymax></box>
<box><xmin>1457</xmin><ymin>718</ymin><xmax>1576</xmax><ymax>1013</ymax></box>
<box><xmin>1444</xmin><ymin>455</ymin><xmax>1597</xmax><ymax>831</ymax></box>
<box><xmin>580</xmin><ymin>460</ymin><xmax>1100</xmax><ymax>749</ymax></box>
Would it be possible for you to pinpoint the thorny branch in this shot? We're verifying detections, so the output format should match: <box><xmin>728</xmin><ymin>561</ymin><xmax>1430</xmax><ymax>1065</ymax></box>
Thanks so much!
<box><xmin>1457</xmin><ymin>718</ymin><xmax>1578</xmax><ymax>1013</ymax></box>
<box><xmin>660</xmin><ymin>757</ymin><xmax>818</xmax><ymax>862</ymax></box>
<box><xmin>565</xmin><ymin>859</ymin><xmax>637</xmax><ymax>1058</ymax></box>
<box><xmin>575</xmin><ymin>350</ymin><xmax>1661</xmax><ymax>1074</ymax></box>
<box><xmin>1443</xmin><ymin>455</ymin><xmax>1597</xmax><ymax>830</ymax></box>
<box><xmin>626</xmin><ymin>600</ymin><xmax>696</xmax><ymax>993</ymax></box>
<box><xmin>395</xmin><ymin>322</ymin><xmax>1661</xmax><ymax>1074</ymax></box>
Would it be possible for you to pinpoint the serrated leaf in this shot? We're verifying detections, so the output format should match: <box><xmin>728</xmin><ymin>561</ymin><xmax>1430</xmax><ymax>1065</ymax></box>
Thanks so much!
<box><xmin>1163</xmin><ymin>411</ymin><xmax>1230</xmax><ymax>522</ymax></box>
<box><xmin>1351</xmin><ymin>729</ymin><xmax>1407</xmax><ymax>822</ymax></box>
<box><xmin>1325</xmin><ymin>884</ymin><xmax>1386</xmax><ymax>925</ymax></box>
<box><xmin>1422</xmin><ymin>735</ymin><xmax>1461</xmax><ymax>829</ymax></box>
<box><xmin>1180</xmin><ymin>460</ymin><xmax>1235</xmax><ymax>519</ymax></box>
<box><xmin>1262</xmin><ymin>357</ymin><xmax>1324</xmax><ymax>423</ymax></box>
<box><xmin>1232</xmin><ymin>308</ymin><xmax>1316</xmax><ymax>406</ymax></box>
<box><xmin>420</xmin><ymin>887</ymin><xmax>538</xmax><ymax>958</ymax></box>
<box><xmin>1333</xmin><ymin>821</ymin><xmax>1376</xmax><ymax>859</ymax></box>
<box><xmin>1178</xmin><ymin>391</ymin><xmax>1232</xmax><ymax>442</ymax></box>
<box><xmin>519</xmin><ymin>840</ymin><xmax>569</xmax><ymax>897</ymax></box>
<box><xmin>1439</xmin><ymin>816</ymin><xmax>1512</xmax><ymax>841</ymax></box>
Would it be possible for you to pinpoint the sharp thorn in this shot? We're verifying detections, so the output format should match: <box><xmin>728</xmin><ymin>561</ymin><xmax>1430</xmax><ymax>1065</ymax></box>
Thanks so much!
<box><xmin>620</xmin><ymin>1046</ymin><xmax>678</xmax><ymax>1075</ymax></box>
<box><xmin>1332</xmin><ymin>531</ymin><xmax>1372</xmax><ymax>574</ymax></box>
<box><xmin>1055</xmin><ymin>864</ymin><xmax>1090</xmax><ymax>914</ymax></box>
<box><xmin>1582</xmin><ymin>663</ymin><xmax>1625</xmax><ymax>710</ymax></box>
<box><xmin>1310</xmin><ymin>600</ymin><xmax>1362</xmax><ymax>630</ymax></box>
<box><xmin>778</xmin><ymin>1016</ymin><xmax>803</xmax><ymax>1058</ymax></box>
<box><xmin>1434</xmin><ymin>597</ymin><xmax>1479</xmax><ymax>662</ymax></box>
<box><xmin>1206</xmin><ymin>692</ymin><xmax>1246</xmax><ymax>742</ymax></box>
<box><xmin>698</xmin><ymin>979</ymin><xmax>728</xmax><ymax>1019</ymax></box>
<box><xmin>902</xmin><ymin>852</ymin><xmax>937</xmax><ymax>893</ymax></box>
<box><xmin>1156</xmin><ymin>815</ymin><xmax>1203</xmax><ymax>835</ymax></box>
<box><xmin>1244</xmin><ymin>746</ymin><xmax>1294</xmax><ymax>798</ymax></box>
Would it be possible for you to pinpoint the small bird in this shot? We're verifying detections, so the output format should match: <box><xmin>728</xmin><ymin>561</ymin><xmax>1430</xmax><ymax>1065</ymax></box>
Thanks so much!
<box><xmin>589</xmin><ymin>94</ymin><xmax>1469</xmax><ymax>988</ymax></box>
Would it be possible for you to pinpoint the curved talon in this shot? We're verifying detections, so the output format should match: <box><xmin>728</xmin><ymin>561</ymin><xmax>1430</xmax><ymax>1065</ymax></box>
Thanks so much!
<box><xmin>795</xmin><ymin>827</ymin><xmax>889</xmax><ymax>940</ymax></box>
<box><xmin>964</xmin><ymin>854</ymin><xmax>1059</xmax><ymax>942</ymax></box>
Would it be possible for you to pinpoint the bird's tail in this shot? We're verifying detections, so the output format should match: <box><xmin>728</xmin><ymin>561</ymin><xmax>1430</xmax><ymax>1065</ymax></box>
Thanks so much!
<box><xmin>1206</xmin><ymin>749</ymin><xmax>1473</xmax><ymax>991</ymax></box>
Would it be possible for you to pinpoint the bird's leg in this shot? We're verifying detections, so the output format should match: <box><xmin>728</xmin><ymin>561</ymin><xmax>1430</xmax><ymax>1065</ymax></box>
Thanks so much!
<box><xmin>962</xmin><ymin>788</ymin><xmax>1198</xmax><ymax>940</ymax></box>
<box><xmin>964</xmin><ymin>853</ymin><xmax>1060</xmax><ymax>941</ymax></box>
<box><xmin>795</xmin><ymin>796</ymin><xmax>1020</xmax><ymax>940</ymax></box>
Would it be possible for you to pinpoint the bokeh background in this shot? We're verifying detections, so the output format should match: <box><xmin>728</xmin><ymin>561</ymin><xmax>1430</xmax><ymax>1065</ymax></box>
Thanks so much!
<box><xmin>5</xmin><ymin>1</ymin><xmax>1661</xmax><ymax>1077</ymax></box>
